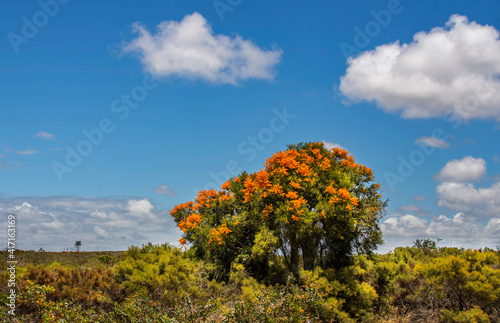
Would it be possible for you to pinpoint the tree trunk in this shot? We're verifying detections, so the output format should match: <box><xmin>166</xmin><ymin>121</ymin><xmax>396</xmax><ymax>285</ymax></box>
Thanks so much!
<box><xmin>302</xmin><ymin>243</ymin><xmax>316</xmax><ymax>271</ymax></box>
<box><xmin>289</xmin><ymin>233</ymin><xmax>300</xmax><ymax>281</ymax></box>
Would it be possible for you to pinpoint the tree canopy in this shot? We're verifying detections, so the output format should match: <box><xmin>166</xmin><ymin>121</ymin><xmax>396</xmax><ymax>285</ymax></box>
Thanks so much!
<box><xmin>170</xmin><ymin>142</ymin><xmax>386</xmax><ymax>280</ymax></box>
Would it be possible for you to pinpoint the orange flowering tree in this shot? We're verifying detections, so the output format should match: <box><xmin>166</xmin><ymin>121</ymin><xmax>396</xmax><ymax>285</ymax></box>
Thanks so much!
<box><xmin>170</xmin><ymin>142</ymin><xmax>386</xmax><ymax>280</ymax></box>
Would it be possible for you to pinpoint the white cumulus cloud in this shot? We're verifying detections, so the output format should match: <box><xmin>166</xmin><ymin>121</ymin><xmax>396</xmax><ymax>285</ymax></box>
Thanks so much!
<box><xmin>434</xmin><ymin>157</ymin><xmax>500</xmax><ymax>218</ymax></box>
<box><xmin>0</xmin><ymin>196</ymin><xmax>180</xmax><ymax>251</ymax></box>
<box><xmin>126</xmin><ymin>198</ymin><xmax>155</xmax><ymax>219</ymax></box>
<box><xmin>339</xmin><ymin>15</ymin><xmax>500</xmax><ymax>121</ymax></box>
<box><xmin>435</xmin><ymin>156</ymin><xmax>486</xmax><ymax>182</ymax></box>
<box><xmin>122</xmin><ymin>12</ymin><xmax>283</xmax><ymax>84</ymax></box>
<box><xmin>436</xmin><ymin>182</ymin><xmax>500</xmax><ymax>217</ymax></box>
<box><xmin>322</xmin><ymin>141</ymin><xmax>346</xmax><ymax>151</ymax></box>
<box><xmin>380</xmin><ymin>213</ymin><xmax>500</xmax><ymax>253</ymax></box>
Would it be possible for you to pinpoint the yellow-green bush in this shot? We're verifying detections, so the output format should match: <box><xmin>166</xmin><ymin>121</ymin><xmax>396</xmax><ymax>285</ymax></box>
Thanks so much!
<box><xmin>113</xmin><ymin>242</ymin><xmax>203</xmax><ymax>303</ymax></box>
<box><xmin>440</xmin><ymin>305</ymin><xmax>490</xmax><ymax>323</ymax></box>
<box><xmin>2</xmin><ymin>244</ymin><xmax>499</xmax><ymax>322</ymax></box>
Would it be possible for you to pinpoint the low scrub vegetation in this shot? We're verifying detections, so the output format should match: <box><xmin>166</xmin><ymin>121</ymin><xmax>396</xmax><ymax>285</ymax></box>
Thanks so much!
<box><xmin>1</xmin><ymin>240</ymin><xmax>499</xmax><ymax>322</ymax></box>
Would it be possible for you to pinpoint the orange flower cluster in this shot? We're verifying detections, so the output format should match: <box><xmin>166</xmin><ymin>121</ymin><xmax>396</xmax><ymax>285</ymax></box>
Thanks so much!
<box><xmin>318</xmin><ymin>157</ymin><xmax>331</xmax><ymax>171</ymax></box>
<box><xmin>179</xmin><ymin>238</ymin><xmax>187</xmax><ymax>245</ymax></box>
<box><xmin>242</xmin><ymin>176</ymin><xmax>257</xmax><ymax>202</ymax></box>
<box><xmin>290</xmin><ymin>181</ymin><xmax>300</xmax><ymax>189</ymax></box>
<box><xmin>218</xmin><ymin>193</ymin><xmax>231</xmax><ymax>202</ymax></box>
<box><xmin>338</xmin><ymin>188</ymin><xmax>350</xmax><ymax>200</ymax></box>
<box><xmin>242</xmin><ymin>171</ymin><xmax>274</xmax><ymax>202</ymax></box>
<box><xmin>329</xmin><ymin>196</ymin><xmax>341</xmax><ymax>204</ymax></box>
<box><xmin>325</xmin><ymin>184</ymin><xmax>337</xmax><ymax>195</ymax></box>
<box><xmin>332</xmin><ymin>147</ymin><xmax>349</xmax><ymax>159</ymax></box>
<box><xmin>269</xmin><ymin>183</ymin><xmax>285</xmax><ymax>196</ymax></box>
<box><xmin>311</xmin><ymin>148</ymin><xmax>322</xmax><ymax>159</ymax></box>
<box><xmin>170</xmin><ymin>201</ymin><xmax>194</xmax><ymax>216</ymax></box>
<box><xmin>290</xmin><ymin>197</ymin><xmax>306</xmax><ymax>209</ymax></box>
<box><xmin>196</xmin><ymin>189</ymin><xmax>217</xmax><ymax>208</ymax></box>
<box><xmin>265</xmin><ymin>149</ymin><xmax>300</xmax><ymax>170</ymax></box>
<box><xmin>209</xmin><ymin>223</ymin><xmax>232</xmax><ymax>245</ymax></box>
<box><xmin>327</xmin><ymin>186</ymin><xmax>358</xmax><ymax>209</ymax></box>
<box><xmin>340</xmin><ymin>156</ymin><xmax>357</xmax><ymax>168</ymax></box>
<box><xmin>359</xmin><ymin>165</ymin><xmax>374</xmax><ymax>178</ymax></box>
<box><xmin>255</xmin><ymin>170</ymin><xmax>271</xmax><ymax>188</ymax></box>
<box><xmin>286</xmin><ymin>191</ymin><xmax>299</xmax><ymax>199</ymax></box>
<box><xmin>178</xmin><ymin>213</ymin><xmax>202</xmax><ymax>232</ymax></box>
<box><xmin>262</xmin><ymin>204</ymin><xmax>273</xmax><ymax>220</ymax></box>
<box><xmin>300</xmin><ymin>151</ymin><xmax>315</xmax><ymax>165</ymax></box>
<box><xmin>221</xmin><ymin>180</ymin><xmax>231</xmax><ymax>191</ymax></box>
<box><xmin>297</xmin><ymin>163</ymin><xmax>311</xmax><ymax>177</ymax></box>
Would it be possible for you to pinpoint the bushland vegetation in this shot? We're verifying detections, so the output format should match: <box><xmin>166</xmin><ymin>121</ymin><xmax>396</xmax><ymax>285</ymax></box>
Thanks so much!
<box><xmin>2</xmin><ymin>143</ymin><xmax>498</xmax><ymax>322</ymax></box>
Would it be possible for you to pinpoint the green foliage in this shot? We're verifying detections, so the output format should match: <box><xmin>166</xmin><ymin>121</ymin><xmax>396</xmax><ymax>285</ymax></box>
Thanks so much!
<box><xmin>440</xmin><ymin>306</ymin><xmax>491</xmax><ymax>323</ymax></box>
<box><xmin>413</xmin><ymin>238</ymin><xmax>441</xmax><ymax>256</ymax></box>
<box><xmin>113</xmin><ymin>242</ymin><xmax>203</xmax><ymax>303</ymax></box>
<box><xmin>0</xmin><ymin>249</ymin><xmax>125</xmax><ymax>268</ymax></box>
<box><xmin>171</xmin><ymin>142</ymin><xmax>387</xmax><ymax>282</ymax></box>
<box><xmin>2</xmin><ymin>245</ymin><xmax>499</xmax><ymax>322</ymax></box>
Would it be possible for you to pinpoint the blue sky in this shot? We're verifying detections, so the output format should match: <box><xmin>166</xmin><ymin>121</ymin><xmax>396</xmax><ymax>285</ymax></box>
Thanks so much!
<box><xmin>1</xmin><ymin>0</ymin><xmax>499</xmax><ymax>252</ymax></box>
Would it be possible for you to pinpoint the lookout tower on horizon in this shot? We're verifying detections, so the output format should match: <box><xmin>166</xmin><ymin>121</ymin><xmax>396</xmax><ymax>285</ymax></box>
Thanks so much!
<box><xmin>74</xmin><ymin>241</ymin><xmax>82</xmax><ymax>252</ymax></box>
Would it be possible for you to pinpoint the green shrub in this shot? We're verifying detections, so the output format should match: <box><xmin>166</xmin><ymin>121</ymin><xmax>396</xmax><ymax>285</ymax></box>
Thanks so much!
<box><xmin>440</xmin><ymin>305</ymin><xmax>490</xmax><ymax>323</ymax></box>
<box><xmin>113</xmin><ymin>243</ymin><xmax>203</xmax><ymax>304</ymax></box>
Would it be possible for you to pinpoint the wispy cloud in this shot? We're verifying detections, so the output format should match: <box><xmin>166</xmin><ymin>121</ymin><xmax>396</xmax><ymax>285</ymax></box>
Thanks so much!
<box><xmin>0</xmin><ymin>163</ymin><xmax>10</xmax><ymax>169</ymax></box>
<box><xmin>15</xmin><ymin>149</ymin><xmax>38</xmax><ymax>155</ymax></box>
<box><xmin>0</xmin><ymin>144</ymin><xmax>13</xmax><ymax>152</ymax></box>
<box><xmin>415</xmin><ymin>136</ymin><xmax>450</xmax><ymax>149</ymax></box>
<box><xmin>412</xmin><ymin>195</ymin><xmax>427</xmax><ymax>201</ymax></box>
<box><xmin>0</xmin><ymin>160</ymin><xmax>21</xmax><ymax>169</ymax></box>
<box><xmin>122</xmin><ymin>12</ymin><xmax>283</xmax><ymax>84</ymax></box>
<box><xmin>397</xmin><ymin>204</ymin><xmax>428</xmax><ymax>216</ymax></box>
<box><xmin>35</xmin><ymin>131</ymin><xmax>56</xmax><ymax>140</ymax></box>
<box><xmin>340</xmin><ymin>15</ymin><xmax>500</xmax><ymax>121</ymax></box>
<box><xmin>155</xmin><ymin>184</ymin><xmax>178</xmax><ymax>197</ymax></box>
